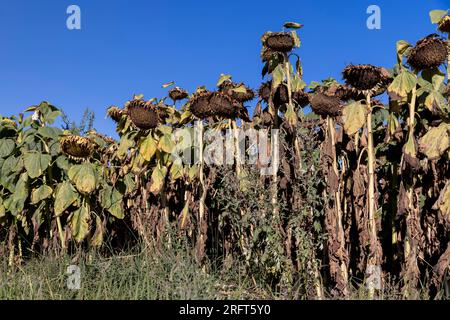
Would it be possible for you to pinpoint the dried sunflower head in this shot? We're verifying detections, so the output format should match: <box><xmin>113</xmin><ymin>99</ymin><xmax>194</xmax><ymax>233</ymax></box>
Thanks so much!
<box><xmin>189</xmin><ymin>91</ymin><xmax>244</xmax><ymax>120</ymax></box>
<box><xmin>438</xmin><ymin>15</ymin><xmax>450</xmax><ymax>33</ymax></box>
<box><xmin>407</xmin><ymin>35</ymin><xmax>448</xmax><ymax>71</ymax></box>
<box><xmin>219</xmin><ymin>81</ymin><xmax>255</xmax><ymax>103</ymax></box>
<box><xmin>127</xmin><ymin>99</ymin><xmax>159</xmax><ymax>130</ymax></box>
<box><xmin>292</xmin><ymin>90</ymin><xmax>310</xmax><ymax>107</ymax></box>
<box><xmin>342</xmin><ymin>64</ymin><xmax>390</xmax><ymax>90</ymax></box>
<box><xmin>258</xmin><ymin>81</ymin><xmax>272</xmax><ymax>103</ymax></box>
<box><xmin>258</xmin><ymin>81</ymin><xmax>289</xmax><ymax>106</ymax></box>
<box><xmin>87</xmin><ymin>130</ymin><xmax>115</xmax><ymax>145</ymax></box>
<box><xmin>334</xmin><ymin>84</ymin><xmax>387</xmax><ymax>101</ymax></box>
<box><xmin>310</xmin><ymin>92</ymin><xmax>342</xmax><ymax>117</ymax></box>
<box><xmin>261</xmin><ymin>32</ymin><xmax>295</xmax><ymax>52</ymax></box>
<box><xmin>0</xmin><ymin>118</ymin><xmax>17</xmax><ymax>127</ymax></box>
<box><xmin>261</xmin><ymin>46</ymin><xmax>278</xmax><ymax>62</ymax></box>
<box><xmin>168</xmin><ymin>87</ymin><xmax>189</xmax><ymax>102</ymax></box>
<box><xmin>107</xmin><ymin>106</ymin><xmax>124</xmax><ymax>123</ymax></box>
<box><xmin>60</xmin><ymin>135</ymin><xmax>95</xmax><ymax>161</ymax></box>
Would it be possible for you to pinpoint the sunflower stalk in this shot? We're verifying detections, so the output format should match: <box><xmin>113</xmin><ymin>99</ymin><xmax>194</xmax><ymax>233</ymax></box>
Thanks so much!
<box><xmin>327</xmin><ymin>115</ymin><xmax>349</xmax><ymax>296</ymax></box>
<box><xmin>268</xmin><ymin>84</ymin><xmax>279</xmax><ymax>221</ymax></box>
<box><xmin>447</xmin><ymin>33</ymin><xmax>450</xmax><ymax>77</ymax></box>
<box><xmin>197</xmin><ymin>120</ymin><xmax>207</xmax><ymax>262</ymax></box>
<box><xmin>284</xmin><ymin>55</ymin><xmax>302</xmax><ymax>172</ymax></box>
<box><xmin>403</xmin><ymin>75</ymin><xmax>419</xmax><ymax>298</ymax></box>
<box><xmin>366</xmin><ymin>93</ymin><xmax>378</xmax><ymax>299</ymax></box>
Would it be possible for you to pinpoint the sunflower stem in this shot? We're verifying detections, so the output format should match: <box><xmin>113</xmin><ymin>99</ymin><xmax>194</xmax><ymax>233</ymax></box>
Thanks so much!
<box><xmin>403</xmin><ymin>74</ymin><xmax>418</xmax><ymax>298</ymax></box>
<box><xmin>366</xmin><ymin>93</ymin><xmax>378</xmax><ymax>299</ymax></box>
<box><xmin>284</xmin><ymin>55</ymin><xmax>302</xmax><ymax>173</ymax></box>
<box><xmin>197</xmin><ymin>120</ymin><xmax>207</xmax><ymax>263</ymax></box>
<box><xmin>327</xmin><ymin>116</ymin><xmax>349</xmax><ymax>296</ymax></box>
<box><xmin>447</xmin><ymin>33</ymin><xmax>450</xmax><ymax>77</ymax></box>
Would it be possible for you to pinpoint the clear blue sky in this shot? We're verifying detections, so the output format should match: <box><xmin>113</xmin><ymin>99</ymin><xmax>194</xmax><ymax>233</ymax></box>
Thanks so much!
<box><xmin>0</xmin><ymin>0</ymin><xmax>448</xmax><ymax>138</ymax></box>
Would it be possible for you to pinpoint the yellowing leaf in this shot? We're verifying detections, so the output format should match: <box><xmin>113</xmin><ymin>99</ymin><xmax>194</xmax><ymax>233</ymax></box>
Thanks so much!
<box><xmin>70</xmin><ymin>202</ymin><xmax>90</xmax><ymax>243</ymax></box>
<box><xmin>429</xmin><ymin>9</ymin><xmax>448</xmax><ymax>24</ymax></box>
<box><xmin>404</xmin><ymin>132</ymin><xmax>417</xmax><ymax>157</ymax></box>
<box><xmin>291</xmin><ymin>30</ymin><xmax>300</xmax><ymax>47</ymax></box>
<box><xmin>284</xmin><ymin>22</ymin><xmax>303</xmax><ymax>29</ymax></box>
<box><xmin>419</xmin><ymin>123</ymin><xmax>450</xmax><ymax>160</ymax></box>
<box><xmin>216</xmin><ymin>74</ymin><xmax>231</xmax><ymax>87</ymax></box>
<box><xmin>31</xmin><ymin>185</ymin><xmax>53</xmax><ymax>205</ymax></box>
<box><xmin>437</xmin><ymin>184</ymin><xmax>450</xmax><ymax>217</ymax></box>
<box><xmin>285</xmin><ymin>103</ymin><xmax>297</xmax><ymax>126</ymax></box>
<box><xmin>131</xmin><ymin>153</ymin><xmax>146</xmax><ymax>175</ymax></box>
<box><xmin>388</xmin><ymin>70</ymin><xmax>417</xmax><ymax>99</ymax></box>
<box><xmin>388</xmin><ymin>113</ymin><xmax>399</xmax><ymax>136</ymax></box>
<box><xmin>291</xmin><ymin>74</ymin><xmax>306</xmax><ymax>92</ymax></box>
<box><xmin>0</xmin><ymin>198</ymin><xmax>4</xmax><ymax>218</ymax></box>
<box><xmin>54</xmin><ymin>181</ymin><xmax>78</xmax><ymax>216</ymax></box>
<box><xmin>170</xmin><ymin>158</ymin><xmax>184</xmax><ymax>180</ymax></box>
<box><xmin>231</xmin><ymin>85</ymin><xmax>247</xmax><ymax>94</ymax></box>
<box><xmin>424</xmin><ymin>91</ymin><xmax>446</xmax><ymax>112</ymax></box>
<box><xmin>68</xmin><ymin>163</ymin><xmax>98</xmax><ymax>194</ymax></box>
<box><xmin>341</xmin><ymin>101</ymin><xmax>367</xmax><ymax>135</ymax></box>
<box><xmin>90</xmin><ymin>216</ymin><xmax>104</xmax><ymax>247</ymax></box>
<box><xmin>179</xmin><ymin>110</ymin><xmax>193</xmax><ymax>124</ymax></box>
<box><xmin>117</xmin><ymin>137</ymin><xmax>133</xmax><ymax>160</ymax></box>
<box><xmin>157</xmin><ymin>124</ymin><xmax>173</xmax><ymax>136</ymax></box>
<box><xmin>272</xmin><ymin>65</ymin><xmax>285</xmax><ymax>89</ymax></box>
<box><xmin>99</xmin><ymin>185</ymin><xmax>124</xmax><ymax>219</ymax></box>
<box><xmin>188</xmin><ymin>165</ymin><xmax>199</xmax><ymax>182</ymax></box>
<box><xmin>161</xmin><ymin>81</ymin><xmax>174</xmax><ymax>88</ymax></box>
<box><xmin>150</xmin><ymin>165</ymin><xmax>167</xmax><ymax>194</ymax></box>
<box><xmin>140</xmin><ymin>135</ymin><xmax>157</xmax><ymax>161</ymax></box>
<box><xmin>158</xmin><ymin>134</ymin><xmax>175</xmax><ymax>154</ymax></box>
<box><xmin>396</xmin><ymin>40</ymin><xmax>411</xmax><ymax>64</ymax></box>
<box><xmin>180</xmin><ymin>200</ymin><xmax>190</xmax><ymax>229</ymax></box>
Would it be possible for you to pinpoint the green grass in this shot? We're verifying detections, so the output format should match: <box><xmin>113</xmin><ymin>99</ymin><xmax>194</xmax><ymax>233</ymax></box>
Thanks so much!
<box><xmin>1</xmin><ymin>243</ymin><xmax>445</xmax><ymax>300</ymax></box>
<box><xmin>0</xmin><ymin>244</ymin><xmax>275</xmax><ymax>300</ymax></box>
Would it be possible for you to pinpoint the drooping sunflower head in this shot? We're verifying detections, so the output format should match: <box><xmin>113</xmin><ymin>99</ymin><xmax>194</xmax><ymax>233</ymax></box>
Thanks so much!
<box><xmin>407</xmin><ymin>35</ymin><xmax>448</xmax><ymax>71</ymax></box>
<box><xmin>292</xmin><ymin>90</ymin><xmax>310</xmax><ymax>107</ymax></box>
<box><xmin>334</xmin><ymin>83</ymin><xmax>387</xmax><ymax>101</ymax></box>
<box><xmin>189</xmin><ymin>91</ymin><xmax>243</xmax><ymax>120</ymax></box>
<box><xmin>258</xmin><ymin>81</ymin><xmax>272</xmax><ymax>103</ymax></box>
<box><xmin>438</xmin><ymin>14</ymin><xmax>450</xmax><ymax>33</ymax></box>
<box><xmin>168</xmin><ymin>87</ymin><xmax>189</xmax><ymax>102</ymax></box>
<box><xmin>261</xmin><ymin>32</ymin><xmax>295</xmax><ymax>52</ymax></box>
<box><xmin>87</xmin><ymin>130</ymin><xmax>115</xmax><ymax>145</ymax></box>
<box><xmin>258</xmin><ymin>81</ymin><xmax>289</xmax><ymax>106</ymax></box>
<box><xmin>107</xmin><ymin>106</ymin><xmax>124</xmax><ymax>123</ymax></box>
<box><xmin>342</xmin><ymin>64</ymin><xmax>390</xmax><ymax>90</ymax></box>
<box><xmin>60</xmin><ymin>135</ymin><xmax>95</xmax><ymax>161</ymax></box>
<box><xmin>126</xmin><ymin>99</ymin><xmax>159</xmax><ymax>130</ymax></box>
<box><xmin>219</xmin><ymin>81</ymin><xmax>255</xmax><ymax>103</ymax></box>
<box><xmin>261</xmin><ymin>46</ymin><xmax>278</xmax><ymax>62</ymax></box>
<box><xmin>0</xmin><ymin>118</ymin><xmax>17</xmax><ymax>127</ymax></box>
<box><xmin>310</xmin><ymin>92</ymin><xmax>342</xmax><ymax>118</ymax></box>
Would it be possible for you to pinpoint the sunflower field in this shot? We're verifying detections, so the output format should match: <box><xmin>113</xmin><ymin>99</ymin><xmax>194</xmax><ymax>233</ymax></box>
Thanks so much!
<box><xmin>1</xmin><ymin>9</ymin><xmax>450</xmax><ymax>299</ymax></box>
